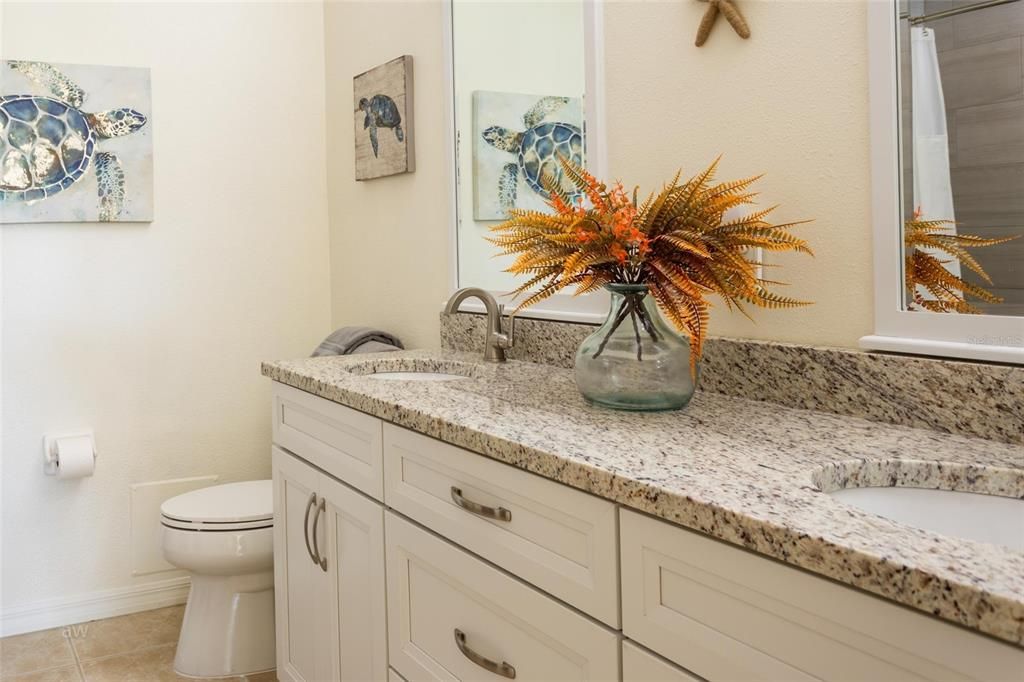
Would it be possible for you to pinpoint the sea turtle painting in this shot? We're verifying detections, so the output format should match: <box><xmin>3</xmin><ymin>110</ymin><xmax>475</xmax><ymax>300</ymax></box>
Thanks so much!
<box><xmin>0</xmin><ymin>60</ymin><xmax>150</xmax><ymax>223</ymax></box>
<box><xmin>479</xmin><ymin>94</ymin><xmax>584</xmax><ymax>217</ymax></box>
<box><xmin>352</xmin><ymin>55</ymin><xmax>414</xmax><ymax>181</ymax></box>
<box><xmin>359</xmin><ymin>94</ymin><xmax>403</xmax><ymax>159</ymax></box>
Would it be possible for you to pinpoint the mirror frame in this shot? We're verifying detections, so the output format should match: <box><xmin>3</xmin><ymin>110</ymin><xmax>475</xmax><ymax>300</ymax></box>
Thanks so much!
<box><xmin>442</xmin><ymin>0</ymin><xmax>610</xmax><ymax>323</ymax></box>
<box><xmin>862</xmin><ymin>0</ymin><xmax>1023</xmax><ymax>364</ymax></box>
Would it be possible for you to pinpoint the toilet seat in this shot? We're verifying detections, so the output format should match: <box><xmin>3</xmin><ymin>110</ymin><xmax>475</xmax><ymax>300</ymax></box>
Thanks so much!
<box><xmin>161</xmin><ymin>516</ymin><xmax>272</xmax><ymax>532</ymax></box>
<box><xmin>161</xmin><ymin>480</ymin><xmax>273</xmax><ymax>532</ymax></box>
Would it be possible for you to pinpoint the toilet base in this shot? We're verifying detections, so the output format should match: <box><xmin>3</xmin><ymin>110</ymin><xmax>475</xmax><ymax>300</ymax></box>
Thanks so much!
<box><xmin>174</xmin><ymin>571</ymin><xmax>275</xmax><ymax>678</ymax></box>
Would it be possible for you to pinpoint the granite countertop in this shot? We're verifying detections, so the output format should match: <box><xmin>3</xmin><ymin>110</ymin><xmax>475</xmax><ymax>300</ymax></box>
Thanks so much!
<box><xmin>262</xmin><ymin>350</ymin><xmax>1024</xmax><ymax>646</ymax></box>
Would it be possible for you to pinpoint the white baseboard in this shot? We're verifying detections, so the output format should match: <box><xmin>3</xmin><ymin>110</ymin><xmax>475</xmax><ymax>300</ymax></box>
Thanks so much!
<box><xmin>0</xmin><ymin>576</ymin><xmax>191</xmax><ymax>637</ymax></box>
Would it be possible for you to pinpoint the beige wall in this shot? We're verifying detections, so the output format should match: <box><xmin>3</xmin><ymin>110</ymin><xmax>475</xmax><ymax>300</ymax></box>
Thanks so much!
<box><xmin>326</xmin><ymin>0</ymin><xmax>875</xmax><ymax>349</ymax></box>
<box><xmin>1</xmin><ymin>1</ymin><xmax>331</xmax><ymax>614</ymax></box>
<box><xmin>325</xmin><ymin>0</ymin><xmax>450</xmax><ymax>350</ymax></box>
<box><xmin>605</xmin><ymin>0</ymin><xmax>873</xmax><ymax>346</ymax></box>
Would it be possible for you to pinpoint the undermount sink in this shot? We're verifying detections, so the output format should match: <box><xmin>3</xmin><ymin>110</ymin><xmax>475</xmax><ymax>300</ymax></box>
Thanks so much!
<box><xmin>344</xmin><ymin>356</ymin><xmax>480</xmax><ymax>382</ymax></box>
<box><xmin>368</xmin><ymin>371</ymin><xmax>467</xmax><ymax>382</ymax></box>
<box><xmin>828</xmin><ymin>487</ymin><xmax>1024</xmax><ymax>551</ymax></box>
<box><xmin>814</xmin><ymin>460</ymin><xmax>1024</xmax><ymax>551</ymax></box>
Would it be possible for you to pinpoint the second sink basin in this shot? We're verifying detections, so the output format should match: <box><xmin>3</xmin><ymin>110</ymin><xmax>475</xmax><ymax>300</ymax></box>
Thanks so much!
<box><xmin>814</xmin><ymin>459</ymin><xmax>1024</xmax><ymax>551</ymax></box>
<box><xmin>828</xmin><ymin>486</ymin><xmax>1024</xmax><ymax>551</ymax></box>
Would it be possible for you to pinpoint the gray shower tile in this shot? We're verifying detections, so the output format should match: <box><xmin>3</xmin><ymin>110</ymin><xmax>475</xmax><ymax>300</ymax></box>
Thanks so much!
<box><xmin>938</xmin><ymin>37</ymin><xmax>1022</xmax><ymax>109</ymax></box>
<box><xmin>951</xmin><ymin>163</ymin><xmax>1024</xmax><ymax>227</ymax></box>
<box><xmin>955</xmin><ymin>100</ymin><xmax>1024</xmax><ymax>166</ymax></box>
<box><xmin>953</xmin><ymin>1</ymin><xmax>1024</xmax><ymax>48</ymax></box>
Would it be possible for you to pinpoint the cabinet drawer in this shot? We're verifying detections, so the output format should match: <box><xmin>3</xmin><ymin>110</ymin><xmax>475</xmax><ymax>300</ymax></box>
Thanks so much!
<box><xmin>386</xmin><ymin>512</ymin><xmax>620</xmax><ymax>681</ymax></box>
<box><xmin>383</xmin><ymin>424</ymin><xmax>620</xmax><ymax>626</ymax></box>
<box><xmin>622</xmin><ymin>641</ymin><xmax>702</xmax><ymax>682</ymax></box>
<box><xmin>620</xmin><ymin>509</ymin><xmax>1024</xmax><ymax>682</ymax></box>
<box><xmin>272</xmin><ymin>382</ymin><xmax>383</xmax><ymax>501</ymax></box>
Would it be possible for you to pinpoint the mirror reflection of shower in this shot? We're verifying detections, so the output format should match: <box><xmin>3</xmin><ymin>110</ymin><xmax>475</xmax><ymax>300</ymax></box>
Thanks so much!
<box><xmin>898</xmin><ymin>0</ymin><xmax>1023</xmax><ymax>316</ymax></box>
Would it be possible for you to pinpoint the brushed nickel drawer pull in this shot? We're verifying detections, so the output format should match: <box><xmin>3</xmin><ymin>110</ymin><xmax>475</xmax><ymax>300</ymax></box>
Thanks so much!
<box><xmin>450</xmin><ymin>487</ymin><xmax>512</xmax><ymax>522</ymax></box>
<box><xmin>453</xmin><ymin>629</ymin><xmax>516</xmax><ymax>679</ymax></box>
<box><xmin>311</xmin><ymin>497</ymin><xmax>328</xmax><ymax>572</ymax></box>
<box><xmin>303</xmin><ymin>492</ymin><xmax>318</xmax><ymax>564</ymax></box>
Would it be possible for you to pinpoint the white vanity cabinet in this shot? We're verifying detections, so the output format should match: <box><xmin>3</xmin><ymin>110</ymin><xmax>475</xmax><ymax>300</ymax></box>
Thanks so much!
<box><xmin>270</xmin><ymin>382</ymin><xmax>1024</xmax><ymax>682</ymax></box>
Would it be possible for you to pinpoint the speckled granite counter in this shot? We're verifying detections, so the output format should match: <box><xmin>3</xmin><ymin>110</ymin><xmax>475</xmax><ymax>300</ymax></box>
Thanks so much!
<box><xmin>441</xmin><ymin>312</ymin><xmax>1024</xmax><ymax>445</ymax></box>
<box><xmin>262</xmin><ymin>350</ymin><xmax>1024</xmax><ymax>646</ymax></box>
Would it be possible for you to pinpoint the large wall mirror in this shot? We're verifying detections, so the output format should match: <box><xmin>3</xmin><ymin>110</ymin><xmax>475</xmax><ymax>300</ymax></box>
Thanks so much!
<box><xmin>445</xmin><ymin>0</ymin><xmax>608</xmax><ymax>322</ymax></box>
<box><xmin>866</xmin><ymin>0</ymin><xmax>1024</xmax><ymax>363</ymax></box>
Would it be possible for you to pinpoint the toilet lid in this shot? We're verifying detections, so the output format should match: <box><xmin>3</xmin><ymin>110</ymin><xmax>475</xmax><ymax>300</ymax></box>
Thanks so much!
<box><xmin>161</xmin><ymin>480</ymin><xmax>273</xmax><ymax>525</ymax></box>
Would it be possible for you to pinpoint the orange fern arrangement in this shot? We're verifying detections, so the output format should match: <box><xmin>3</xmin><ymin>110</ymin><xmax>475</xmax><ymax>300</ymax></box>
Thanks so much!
<box><xmin>489</xmin><ymin>157</ymin><xmax>813</xmax><ymax>371</ymax></box>
<box><xmin>904</xmin><ymin>211</ymin><xmax>1018</xmax><ymax>314</ymax></box>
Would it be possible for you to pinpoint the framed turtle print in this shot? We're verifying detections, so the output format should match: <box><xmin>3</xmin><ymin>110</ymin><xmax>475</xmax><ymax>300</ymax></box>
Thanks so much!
<box><xmin>353</xmin><ymin>55</ymin><xmax>414</xmax><ymax>181</ymax></box>
<box><xmin>472</xmin><ymin>90</ymin><xmax>584</xmax><ymax>220</ymax></box>
<box><xmin>0</xmin><ymin>60</ymin><xmax>153</xmax><ymax>223</ymax></box>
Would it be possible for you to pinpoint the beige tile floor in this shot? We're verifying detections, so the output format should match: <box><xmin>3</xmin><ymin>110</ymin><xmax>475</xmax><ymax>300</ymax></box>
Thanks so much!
<box><xmin>0</xmin><ymin>606</ymin><xmax>276</xmax><ymax>682</ymax></box>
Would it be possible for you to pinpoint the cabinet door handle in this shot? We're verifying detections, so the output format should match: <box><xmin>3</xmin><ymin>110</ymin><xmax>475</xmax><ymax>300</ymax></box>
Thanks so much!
<box><xmin>303</xmin><ymin>492</ymin><xmax>318</xmax><ymax>564</ymax></box>
<box><xmin>454</xmin><ymin>629</ymin><xmax>516</xmax><ymax>679</ymax></box>
<box><xmin>450</xmin><ymin>487</ymin><xmax>512</xmax><ymax>522</ymax></box>
<box><xmin>311</xmin><ymin>497</ymin><xmax>328</xmax><ymax>572</ymax></box>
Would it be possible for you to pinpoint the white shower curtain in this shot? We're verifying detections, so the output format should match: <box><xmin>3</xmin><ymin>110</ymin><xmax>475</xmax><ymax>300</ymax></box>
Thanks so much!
<box><xmin>910</xmin><ymin>24</ymin><xmax>960</xmax><ymax>277</ymax></box>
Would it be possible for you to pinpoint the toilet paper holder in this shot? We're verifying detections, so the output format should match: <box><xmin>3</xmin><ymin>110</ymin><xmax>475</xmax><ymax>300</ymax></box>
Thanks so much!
<box><xmin>43</xmin><ymin>432</ymin><xmax>97</xmax><ymax>476</ymax></box>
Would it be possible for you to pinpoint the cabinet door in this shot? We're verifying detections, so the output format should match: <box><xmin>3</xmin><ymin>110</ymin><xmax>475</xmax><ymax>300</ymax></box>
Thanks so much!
<box><xmin>318</xmin><ymin>474</ymin><xmax>388</xmax><ymax>682</ymax></box>
<box><xmin>272</xmin><ymin>447</ymin><xmax>330</xmax><ymax>682</ymax></box>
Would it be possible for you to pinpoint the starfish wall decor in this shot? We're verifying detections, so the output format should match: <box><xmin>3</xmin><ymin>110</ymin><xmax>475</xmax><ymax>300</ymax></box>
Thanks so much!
<box><xmin>695</xmin><ymin>0</ymin><xmax>751</xmax><ymax>47</ymax></box>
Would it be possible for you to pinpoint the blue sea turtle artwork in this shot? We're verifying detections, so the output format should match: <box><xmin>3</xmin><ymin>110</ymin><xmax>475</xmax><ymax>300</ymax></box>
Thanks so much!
<box><xmin>359</xmin><ymin>94</ymin><xmax>403</xmax><ymax>158</ymax></box>
<box><xmin>353</xmin><ymin>55</ymin><xmax>414</xmax><ymax>181</ymax></box>
<box><xmin>1</xmin><ymin>61</ymin><xmax>149</xmax><ymax>222</ymax></box>
<box><xmin>479</xmin><ymin>94</ymin><xmax>584</xmax><ymax>217</ymax></box>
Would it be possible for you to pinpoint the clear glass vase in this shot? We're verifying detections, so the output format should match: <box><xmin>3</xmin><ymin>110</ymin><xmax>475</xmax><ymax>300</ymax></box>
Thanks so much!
<box><xmin>574</xmin><ymin>283</ymin><xmax>697</xmax><ymax>411</ymax></box>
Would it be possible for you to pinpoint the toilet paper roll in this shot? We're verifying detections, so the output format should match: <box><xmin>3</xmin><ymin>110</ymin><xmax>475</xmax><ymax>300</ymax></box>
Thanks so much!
<box><xmin>54</xmin><ymin>435</ymin><xmax>95</xmax><ymax>479</ymax></box>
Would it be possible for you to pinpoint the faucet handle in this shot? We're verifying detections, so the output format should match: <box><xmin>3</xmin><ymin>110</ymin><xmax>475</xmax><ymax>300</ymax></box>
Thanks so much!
<box><xmin>496</xmin><ymin>309</ymin><xmax>516</xmax><ymax>349</ymax></box>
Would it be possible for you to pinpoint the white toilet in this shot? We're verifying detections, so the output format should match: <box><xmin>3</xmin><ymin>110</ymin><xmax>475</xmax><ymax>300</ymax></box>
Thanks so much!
<box><xmin>161</xmin><ymin>480</ymin><xmax>275</xmax><ymax>678</ymax></box>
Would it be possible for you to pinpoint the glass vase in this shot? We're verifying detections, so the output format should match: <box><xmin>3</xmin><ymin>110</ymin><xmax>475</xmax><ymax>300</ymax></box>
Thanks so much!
<box><xmin>574</xmin><ymin>283</ymin><xmax>697</xmax><ymax>411</ymax></box>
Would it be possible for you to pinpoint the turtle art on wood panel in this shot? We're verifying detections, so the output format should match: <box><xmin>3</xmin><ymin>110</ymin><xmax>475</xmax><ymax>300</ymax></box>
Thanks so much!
<box><xmin>473</xmin><ymin>91</ymin><xmax>585</xmax><ymax>220</ymax></box>
<box><xmin>353</xmin><ymin>56</ymin><xmax>414</xmax><ymax>181</ymax></box>
<box><xmin>0</xmin><ymin>60</ymin><xmax>152</xmax><ymax>223</ymax></box>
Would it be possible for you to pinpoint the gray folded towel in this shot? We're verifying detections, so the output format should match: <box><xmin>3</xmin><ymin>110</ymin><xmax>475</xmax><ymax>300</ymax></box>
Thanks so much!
<box><xmin>311</xmin><ymin>326</ymin><xmax>404</xmax><ymax>357</ymax></box>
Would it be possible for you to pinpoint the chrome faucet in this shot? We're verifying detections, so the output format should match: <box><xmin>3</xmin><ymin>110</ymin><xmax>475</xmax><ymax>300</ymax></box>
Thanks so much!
<box><xmin>444</xmin><ymin>288</ymin><xmax>515</xmax><ymax>362</ymax></box>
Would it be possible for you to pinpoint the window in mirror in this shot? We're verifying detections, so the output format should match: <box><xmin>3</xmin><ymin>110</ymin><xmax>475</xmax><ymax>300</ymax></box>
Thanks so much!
<box><xmin>899</xmin><ymin>0</ymin><xmax>1023</xmax><ymax>317</ymax></box>
<box><xmin>865</xmin><ymin>0</ymin><xmax>1024</xmax><ymax>363</ymax></box>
